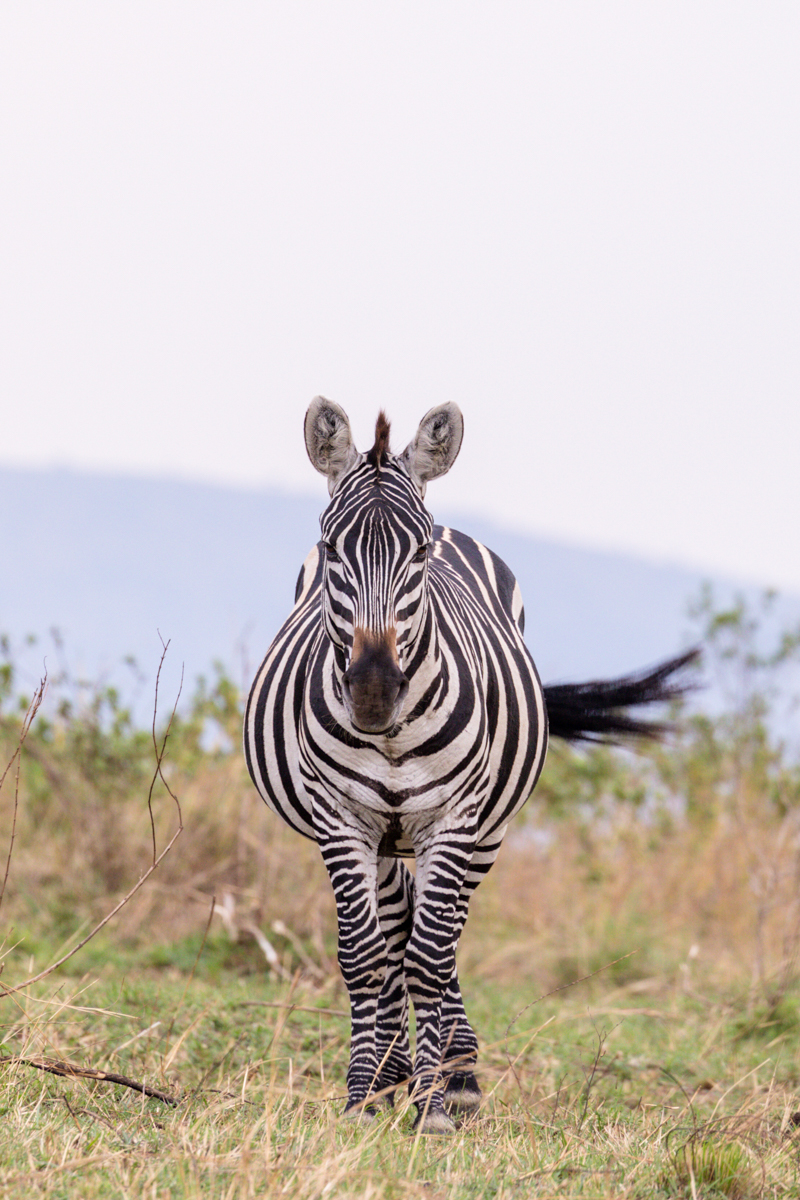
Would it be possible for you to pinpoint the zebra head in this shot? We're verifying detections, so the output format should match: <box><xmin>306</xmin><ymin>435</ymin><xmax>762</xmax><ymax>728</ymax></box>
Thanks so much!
<box><xmin>304</xmin><ymin>397</ymin><xmax>464</xmax><ymax>734</ymax></box>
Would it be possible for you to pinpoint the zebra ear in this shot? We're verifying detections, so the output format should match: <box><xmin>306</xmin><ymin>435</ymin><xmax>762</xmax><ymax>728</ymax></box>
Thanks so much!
<box><xmin>304</xmin><ymin>397</ymin><xmax>360</xmax><ymax>494</ymax></box>
<box><xmin>400</xmin><ymin>403</ymin><xmax>464</xmax><ymax>495</ymax></box>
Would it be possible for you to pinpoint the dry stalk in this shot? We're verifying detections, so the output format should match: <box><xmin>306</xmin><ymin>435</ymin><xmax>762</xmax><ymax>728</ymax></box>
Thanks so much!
<box><xmin>502</xmin><ymin>949</ymin><xmax>639</xmax><ymax>1087</ymax></box>
<box><xmin>576</xmin><ymin>1022</ymin><xmax>613</xmax><ymax>1135</ymax></box>
<box><xmin>0</xmin><ymin>640</ymin><xmax>183</xmax><ymax>998</ymax></box>
<box><xmin>0</xmin><ymin>673</ymin><xmax>47</xmax><ymax>918</ymax></box>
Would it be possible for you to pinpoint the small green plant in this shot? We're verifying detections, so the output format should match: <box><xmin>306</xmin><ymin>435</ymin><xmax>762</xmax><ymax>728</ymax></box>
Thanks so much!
<box><xmin>664</xmin><ymin>1138</ymin><xmax>757</xmax><ymax>1199</ymax></box>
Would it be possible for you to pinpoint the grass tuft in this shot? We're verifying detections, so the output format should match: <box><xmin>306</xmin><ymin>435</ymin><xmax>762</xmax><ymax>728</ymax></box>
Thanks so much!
<box><xmin>664</xmin><ymin>1138</ymin><xmax>758</xmax><ymax>1199</ymax></box>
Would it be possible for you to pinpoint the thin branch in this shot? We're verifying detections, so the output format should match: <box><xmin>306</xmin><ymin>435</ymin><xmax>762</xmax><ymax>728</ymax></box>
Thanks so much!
<box><xmin>56</xmin><ymin>1095</ymin><xmax>125</xmax><ymax>1138</ymax></box>
<box><xmin>577</xmin><ymin>1023</ymin><xmax>613</xmax><ymax>1135</ymax></box>
<box><xmin>0</xmin><ymin>673</ymin><xmax>46</xmax><ymax>795</ymax></box>
<box><xmin>237</xmin><ymin>1001</ymin><xmax>348</xmax><ymax>1018</ymax></box>
<box><xmin>0</xmin><ymin>758</ymin><xmax>21</xmax><ymax>921</ymax></box>
<box><xmin>498</xmin><ymin>951</ymin><xmax>639</xmax><ymax>1099</ymax></box>
<box><xmin>0</xmin><ymin>645</ymin><xmax>183</xmax><ymax>998</ymax></box>
<box><xmin>59</xmin><ymin>1091</ymin><xmax>82</xmax><ymax>1129</ymax></box>
<box><xmin>504</xmin><ymin>950</ymin><xmax>638</xmax><ymax>1050</ymax></box>
<box><xmin>0</xmin><ymin>1055</ymin><xmax>178</xmax><ymax>1105</ymax></box>
<box><xmin>0</xmin><ymin>675</ymin><xmax>47</xmax><ymax>918</ymax></box>
<box><xmin>0</xmin><ymin>827</ymin><xmax>183</xmax><ymax>999</ymax></box>
<box><xmin>148</xmin><ymin>633</ymin><xmax>183</xmax><ymax>865</ymax></box>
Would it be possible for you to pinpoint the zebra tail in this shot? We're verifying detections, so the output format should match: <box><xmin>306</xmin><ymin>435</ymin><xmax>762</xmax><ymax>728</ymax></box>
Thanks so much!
<box><xmin>543</xmin><ymin>648</ymin><xmax>701</xmax><ymax>744</ymax></box>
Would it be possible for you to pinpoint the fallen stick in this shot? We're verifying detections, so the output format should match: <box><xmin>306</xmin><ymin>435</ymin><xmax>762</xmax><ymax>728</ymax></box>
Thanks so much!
<box><xmin>0</xmin><ymin>1055</ymin><xmax>179</xmax><ymax>1106</ymax></box>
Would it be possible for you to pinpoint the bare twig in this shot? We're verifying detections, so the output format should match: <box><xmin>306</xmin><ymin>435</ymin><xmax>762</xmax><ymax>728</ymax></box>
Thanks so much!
<box><xmin>215</xmin><ymin>891</ymin><xmax>292</xmax><ymax>980</ymax></box>
<box><xmin>577</xmin><ymin>1022</ymin><xmax>614</xmax><ymax>1135</ymax></box>
<box><xmin>242</xmin><ymin>922</ymin><xmax>291</xmax><ymax>978</ymax></box>
<box><xmin>506</xmin><ymin>950</ymin><xmax>638</xmax><ymax>1046</ymax></box>
<box><xmin>237</xmin><ymin>1001</ymin><xmax>348</xmax><ymax>1018</ymax></box>
<box><xmin>0</xmin><ymin>642</ymin><xmax>183</xmax><ymax>999</ymax></box>
<box><xmin>59</xmin><ymin>1092</ymin><xmax>82</xmax><ymax>1129</ymax></box>
<box><xmin>148</xmin><ymin>633</ymin><xmax>183</xmax><ymax>865</ymax></box>
<box><xmin>0</xmin><ymin>675</ymin><xmax>47</xmax><ymax>918</ymax></box>
<box><xmin>0</xmin><ymin>673</ymin><xmax>46</xmax><ymax>795</ymax></box>
<box><xmin>271</xmin><ymin>918</ymin><xmax>326</xmax><ymax>980</ymax></box>
<box><xmin>0</xmin><ymin>1055</ymin><xmax>178</xmax><ymax>1105</ymax></box>
<box><xmin>55</xmin><ymin>1095</ymin><xmax>125</xmax><ymax>1137</ymax></box>
<box><xmin>503</xmin><ymin>950</ymin><xmax>638</xmax><ymax>1080</ymax></box>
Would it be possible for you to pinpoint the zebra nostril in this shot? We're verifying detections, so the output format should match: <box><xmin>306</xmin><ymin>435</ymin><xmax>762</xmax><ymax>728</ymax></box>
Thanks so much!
<box><xmin>341</xmin><ymin>657</ymin><xmax>408</xmax><ymax>727</ymax></box>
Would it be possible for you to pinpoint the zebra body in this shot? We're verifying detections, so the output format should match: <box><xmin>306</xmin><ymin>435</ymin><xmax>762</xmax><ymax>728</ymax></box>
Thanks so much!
<box><xmin>246</xmin><ymin>524</ymin><xmax>546</xmax><ymax>849</ymax></box>
<box><xmin>245</xmin><ymin>398</ymin><xmax>694</xmax><ymax>1132</ymax></box>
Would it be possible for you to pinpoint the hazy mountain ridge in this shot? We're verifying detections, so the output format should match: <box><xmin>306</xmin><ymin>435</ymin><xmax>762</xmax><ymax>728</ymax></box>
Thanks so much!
<box><xmin>0</xmin><ymin>466</ymin><xmax>781</xmax><ymax>722</ymax></box>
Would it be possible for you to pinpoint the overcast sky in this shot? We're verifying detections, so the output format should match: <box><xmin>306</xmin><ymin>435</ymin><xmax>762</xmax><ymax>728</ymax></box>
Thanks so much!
<box><xmin>2</xmin><ymin>3</ymin><xmax>798</xmax><ymax>592</ymax></box>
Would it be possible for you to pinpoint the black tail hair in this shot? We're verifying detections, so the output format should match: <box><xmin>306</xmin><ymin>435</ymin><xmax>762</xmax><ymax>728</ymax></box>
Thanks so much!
<box><xmin>543</xmin><ymin>648</ymin><xmax>700</xmax><ymax>744</ymax></box>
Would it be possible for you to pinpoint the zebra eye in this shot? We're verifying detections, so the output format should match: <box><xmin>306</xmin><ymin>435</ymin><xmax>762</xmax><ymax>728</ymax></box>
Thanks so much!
<box><xmin>412</xmin><ymin>544</ymin><xmax>428</xmax><ymax>563</ymax></box>
<box><xmin>324</xmin><ymin>542</ymin><xmax>340</xmax><ymax>562</ymax></box>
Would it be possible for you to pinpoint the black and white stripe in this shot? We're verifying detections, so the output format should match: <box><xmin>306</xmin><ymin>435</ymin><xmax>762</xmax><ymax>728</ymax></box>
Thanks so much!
<box><xmin>244</xmin><ymin>398</ymin><xmax>696</xmax><ymax>1132</ymax></box>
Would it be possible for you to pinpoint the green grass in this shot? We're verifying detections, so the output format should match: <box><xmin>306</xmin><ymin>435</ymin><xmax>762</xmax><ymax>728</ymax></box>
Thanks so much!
<box><xmin>2</xmin><ymin>953</ymin><xmax>800</xmax><ymax>1199</ymax></box>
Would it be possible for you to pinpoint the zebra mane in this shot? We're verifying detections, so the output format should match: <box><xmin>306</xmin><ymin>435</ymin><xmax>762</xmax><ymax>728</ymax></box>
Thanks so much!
<box><xmin>366</xmin><ymin>411</ymin><xmax>392</xmax><ymax>471</ymax></box>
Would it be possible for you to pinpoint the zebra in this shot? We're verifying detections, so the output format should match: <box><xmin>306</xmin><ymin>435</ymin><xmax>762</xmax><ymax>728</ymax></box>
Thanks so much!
<box><xmin>244</xmin><ymin>397</ymin><xmax>695</xmax><ymax>1133</ymax></box>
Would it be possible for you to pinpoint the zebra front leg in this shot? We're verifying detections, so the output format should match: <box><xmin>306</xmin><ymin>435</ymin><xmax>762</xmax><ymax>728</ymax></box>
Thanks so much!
<box><xmin>442</xmin><ymin>833</ymin><xmax>504</xmax><ymax>1114</ymax></box>
<box><xmin>405</xmin><ymin>825</ymin><xmax>477</xmax><ymax>1134</ymax></box>
<box><xmin>314</xmin><ymin>812</ymin><xmax>386</xmax><ymax>1120</ymax></box>
<box><xmin>441</xmin><ymin>966</ymin><xmax>481</xmax><ymax>1113</ymax></box>
<box><xmin>374</xmin><ymin>857</ymin><xmax>414</xmax><ymax>1103</ymax></box>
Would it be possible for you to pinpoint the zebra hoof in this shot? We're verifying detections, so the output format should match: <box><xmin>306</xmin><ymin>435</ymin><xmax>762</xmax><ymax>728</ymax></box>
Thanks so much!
<box><xmin>342</xmin><ymin>1102</ymin><xmax>377</xmax><ymax>1124</ymax></box>
<box><xmin>444</xmin><ymin>1071</ymin><xmax>482</xmax><ymax>1114</ymax></box>
<box><xmin>412</xmin><ymin>1107</ymin><xmax>456</xmax><ymax>1135</ymax></box>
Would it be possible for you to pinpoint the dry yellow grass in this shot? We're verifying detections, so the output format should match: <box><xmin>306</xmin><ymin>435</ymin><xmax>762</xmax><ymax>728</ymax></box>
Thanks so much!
<box><xmin>2</xmin><ymin>960</ymin><xmax>799</xmax><ymax>1198</ymax></box>
<box><xmin>2</xmin><ymin>641</ymin><xmax>800</xmax><ymax>1196</ymax></box>
<box><xmin>4</xmin><ymin>701</ymin><xmax>800</xmax><ymax>1013</ymax></box>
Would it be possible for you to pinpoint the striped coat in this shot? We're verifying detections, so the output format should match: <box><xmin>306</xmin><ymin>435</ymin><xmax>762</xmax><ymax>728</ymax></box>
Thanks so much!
<box><xmin>245</xmin><ymin>398</ymin><xmax>694</xmax><ymax>1133</ymax></box>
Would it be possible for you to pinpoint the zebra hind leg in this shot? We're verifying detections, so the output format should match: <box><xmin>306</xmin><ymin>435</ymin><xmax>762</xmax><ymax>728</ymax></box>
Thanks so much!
<box><xmin>374</xmin><ymin>857</ymin><xmax>414</xmax><ymax>1105</ymax></box>
<box><xmin>375</xmin><ymin>856</ymin><xmax>481</xmax><ymax>1122</ymax></box>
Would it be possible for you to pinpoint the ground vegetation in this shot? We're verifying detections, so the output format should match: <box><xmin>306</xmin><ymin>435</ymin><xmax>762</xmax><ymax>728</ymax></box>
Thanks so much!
<box><xmin>1</xmin><ymin>593</ymin><xmax>800</xmax><ymax>1196</ymax></box>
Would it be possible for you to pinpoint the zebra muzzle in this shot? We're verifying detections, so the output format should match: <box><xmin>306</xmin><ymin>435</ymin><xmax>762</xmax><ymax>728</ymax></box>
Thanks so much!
<box><xmin>342</xmin><ymin>635</ymin><xmax>409</xmax><ymax>733</ymax></box>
